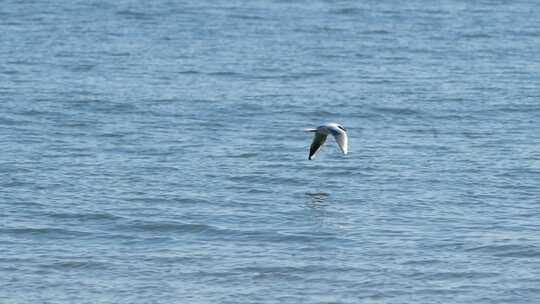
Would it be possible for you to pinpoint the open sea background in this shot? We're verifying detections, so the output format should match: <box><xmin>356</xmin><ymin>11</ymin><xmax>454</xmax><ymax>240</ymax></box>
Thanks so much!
<box><xmin>2</xmin><ymin>0</ymin><xmax>540</xmax><ymax>303</ymax></box>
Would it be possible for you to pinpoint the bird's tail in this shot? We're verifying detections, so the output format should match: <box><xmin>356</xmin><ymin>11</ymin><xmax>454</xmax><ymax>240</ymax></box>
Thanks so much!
<box><xmin>303</xmin><ymin>128</ymin><xmax>317</xmax><ymax>132</ymax></box>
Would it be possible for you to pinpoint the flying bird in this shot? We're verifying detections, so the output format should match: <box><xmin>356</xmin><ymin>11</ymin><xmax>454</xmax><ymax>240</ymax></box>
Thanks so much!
<box><xmin>304</xmin><ymin>123</ymin><xmax>348</xmax><ymax>160</ymax></box>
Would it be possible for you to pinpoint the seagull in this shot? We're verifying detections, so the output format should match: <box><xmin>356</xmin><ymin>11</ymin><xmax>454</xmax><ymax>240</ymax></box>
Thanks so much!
<box><xmin>304</xmin><ymin>123</ymin><xmax>348</xmax><ymax>160</ymax></box>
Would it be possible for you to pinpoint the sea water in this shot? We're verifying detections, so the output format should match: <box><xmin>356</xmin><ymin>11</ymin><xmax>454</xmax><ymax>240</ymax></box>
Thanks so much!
<box><xmin>1</xmin><ymin>1</ymin><xmax>540</xmax><ymax>303</ymax></box>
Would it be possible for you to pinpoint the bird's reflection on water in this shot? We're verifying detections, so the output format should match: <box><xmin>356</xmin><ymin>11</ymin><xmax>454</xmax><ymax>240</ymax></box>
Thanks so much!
<box><xmin>304</xmin><ymin>192</ymin><xmax>331</xmax><ymax>228</ymax></box>
<box><xmin>305</xmin><ymin>192</ymin><xmax>330</xmax><ymax>209</ymax></box>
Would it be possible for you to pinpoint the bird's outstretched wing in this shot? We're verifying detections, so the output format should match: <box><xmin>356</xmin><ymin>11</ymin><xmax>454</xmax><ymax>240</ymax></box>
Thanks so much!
<box><xmin>330</xmin><ymin>128</ymin><xmax>348</xmax><ymax>154</ymax></box>
<box><xmin>309</xmin><ymin>133</ymin><xmax>327</xmax><ymax>160</ymax></box>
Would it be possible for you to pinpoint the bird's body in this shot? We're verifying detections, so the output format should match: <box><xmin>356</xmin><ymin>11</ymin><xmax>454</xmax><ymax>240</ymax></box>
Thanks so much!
<box><xmin>304</xmin><ymin>123</ymin><xmax>348</xmax><ymax>160</ymax></box>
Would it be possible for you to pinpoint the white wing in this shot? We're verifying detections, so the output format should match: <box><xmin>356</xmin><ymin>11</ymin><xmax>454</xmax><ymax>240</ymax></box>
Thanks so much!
<box><xmin>331</xmin><ymin>128</ymin><xmax>348</xmax><ymax>154</ymax></box>
<box><xmin>309</xmin><ymin>132</ymin><xmax>327</xmax><ymax>160</ymax></box>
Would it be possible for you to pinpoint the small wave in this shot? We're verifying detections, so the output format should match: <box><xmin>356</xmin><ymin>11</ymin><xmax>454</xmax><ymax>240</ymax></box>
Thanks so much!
<box><xmin>228</xmin><ymin>175</ymin><xmax>305</xmax><ymax>186</ymax></box>
<box><xmin>496</xmin><ymin>250</ymin><xmax>540</xmax><ymax>258</ymax></box>
<box><xmin>416</xmin><ymin>271</ymin><xmax>498</xmax><ymax>280</ymax></box>
<box><xmin>401</xmin><ymin>259</ymin><xmax>442</xmax><ymax>265</ymax></box>
<box><xmin>364</xmin><ymin>79</ymin><xmax>396</xmax><ymax>85</ymax></box>
<box><xmin>105</xmin><ymin>51</ymin><xmax>131</xmax><ymax>57</ymax></box>
<box><xmin>302</xmin><ymin>109</ymin><xmax>336</xmax><ymax>117</ymax></box>
<box><xmin>116</xmin><ymin>10</ymin><xmax>154</xmax><ymax>20</ymax></box>
<box><xmin>460</xmin><ymin>33</ymin><xmax>492</xmax><ymax>39</ymax></box>
<box><xmin>70</xmin><ymin>64</ymin><xmax>96</xmax><ymax>72</ymax></box>
<box><xmin>288</xmin><ymin>71</ymin><xmax>332</xmax><ymax>79</ymax></box>
<box><xmin>119</xmin><ymin>220</ymin><xmax>215</xmax><ymax>234</ymax></box>
<box><xmin>232</xmin><ymin>266</ymin><xmax>306</xmax><ymax>280</ymax></box>
<box><xmin>0</xmin><ymin>116</ymin><xmax>26</xmax><ymax>126</ymax></box>
<box><xmin>233</xmin><ymin>264</ymin><xmax>355</xmax><ymax>277</ymax></box>
<box><xmin>360</xmin><ymin>29</ymin><xmax>391</xmax><ymax>35</ymax></box>
<box><xmin>369</xmin><ymin>106</ymin><xmax>425</xmax><ymax>116</ymax></box>
<box><xmin>227</xmin><ymin>152</ymin><xmax>258</xmax><ymax>158</ymax></box>
<box><xmin>3</xmin><ymin>227</ymin><xmax>92</xmax><ymax>238</ymax></box>
<box><xmin>177</xmin><ymin>70</ymin><xmax>201</xmax><ymax>75</ymax></box>
<box><xmin>466</xmin><ymin>244</ymin><xmax>540</xmax><ymax>258</ymax></box>
<box><xmin>126</xmin><ymin>197</ymin><xmax>211</xmax><ymax>205</ymax></box>
<box><xmin>1</xmin><ymin>69</ymin><xmax>19</xmax><ymax>75</ymax></box>
<box><xmin>206</xmin><ymin>71</ymin><xmax>244</xmax><ymax>77</ymax></box>
<box><xmin>41</xmin><ymin>260</ymin><xmax>110</xmax><ymax>270</ymax></box>
<box><xmin>507</xmin><ymin>30</ymin><xmax>540</xmax><ymax>37</ymax></box>
<box><xmin>47</xmin><ymin>212</ymin><xmax>121</xmax><ymax>221</ymax></box>
<box><xmin>491</xmin><ymin>105</ymin><xmax>540</xmax><ymax>113</ymax></box>
<box><xmin>228</xmin><ymin>14</ymin><xmax>266</xmax><ymax>20</ymax></box>
<box><xmin>330</xmin><ymin>8</ymin><xmax>364</xmax><ymax>16</ymax></box>
<box><xmin>305</xmin><ymin>192</ymin><xmax>330</xmax><ymax>197</ymax></box>
<box><xmin>258</xmin><ymin>232</ymin><xmax>344</xmax><ymax>243</ymax></box>
<box><xmin>380</xmin><ymin>56</ymin><xmax>410</xmax><ymax>62</ymax></box>
<box><xmin>355</xmin><ymin>53</ymin><xmax>375</xmax><ymax>59</ymax></box>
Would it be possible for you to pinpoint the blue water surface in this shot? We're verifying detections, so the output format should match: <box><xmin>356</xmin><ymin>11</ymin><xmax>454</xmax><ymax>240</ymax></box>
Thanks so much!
<box><xmin>2</xmin><ymin>0</ymin><xmax>540</xmax><ymax>303</ymax></box>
